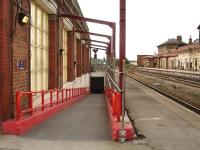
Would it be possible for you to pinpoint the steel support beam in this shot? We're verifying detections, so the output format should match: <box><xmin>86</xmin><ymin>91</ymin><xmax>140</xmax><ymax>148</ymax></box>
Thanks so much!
<box><xmin>60</xmin><ymin>14</ymin><xmax>114</xmax><ymax>26</ymax></box>
<box><xmin>82</xmin><ymin>39</ymin><xmax>109</xmax><ymax>45</ymax></box>
<box><xmin>60</xmin><ymin>14</ymin><xmax>116</xmax><ymax>65</ymax></box>
<box><xmin>86</xmin><ymin>44</ymin><xmax>108</xmax><ymax>49</ymax></box>
<box><xmin>89</xmin><ymin>47</ymin><xmax>107</xmax><ymax>51</ymax></box>
<box><xmin>75</xmin><ymin>30</ymin><xmax>111</xmax><ymax>40</ymax></box>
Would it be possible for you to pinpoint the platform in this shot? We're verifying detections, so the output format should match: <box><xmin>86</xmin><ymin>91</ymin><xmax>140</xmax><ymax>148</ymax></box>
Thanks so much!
<box><xmin>0</xmin><ymin>94</ymin><xmax>151</xmax><ymax>150</ymax></box>
<box><xmin>126</xmin><ymin>77</ymin><xmax>200</xmax><ymax>150</ymax></box>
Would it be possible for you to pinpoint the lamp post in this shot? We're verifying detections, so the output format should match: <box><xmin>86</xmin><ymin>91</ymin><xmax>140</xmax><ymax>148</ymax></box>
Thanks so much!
<box><xmin>93</xmin><ymin>48</ymin><xmax>98</xmax><ymax>71</ymax></box>
<box><xmin>197</xmin><ymin>25</ymin><xmax>200</xmax><ymax>45</ymax></box>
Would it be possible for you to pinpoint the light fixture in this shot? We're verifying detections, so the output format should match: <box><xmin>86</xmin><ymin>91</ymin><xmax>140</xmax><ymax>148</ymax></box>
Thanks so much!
<box><xmin>93</xmin><ymin>48</ymin><xmax>98</xmax><ymax>59</ymax></box>
<box><xmin>93</xmin><ymin>48</ymin><xmax>98</xmax><ymax>54</ymax></box>
<box><xmin>18</xmin><ymin>12</ymin><xmax>30</xmax><ymax>25</ymax></box>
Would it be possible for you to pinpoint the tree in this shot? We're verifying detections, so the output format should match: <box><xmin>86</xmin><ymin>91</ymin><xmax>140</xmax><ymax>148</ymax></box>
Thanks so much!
<box><xmin>125</xmin><ymin>58</ymin><xmax>130</xmax><ymax>64</ymax></box>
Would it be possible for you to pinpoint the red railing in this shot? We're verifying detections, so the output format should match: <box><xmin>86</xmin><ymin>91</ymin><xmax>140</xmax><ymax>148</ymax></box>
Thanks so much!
<box><xmin>16</xmin><ymin>87</ymin><xmax>89</xmax><ymax>120</ymax></box>
<box><xmin>105</xmin><ymin>88</ymin><xmax>121</xmax><ymax>121</ymax></box>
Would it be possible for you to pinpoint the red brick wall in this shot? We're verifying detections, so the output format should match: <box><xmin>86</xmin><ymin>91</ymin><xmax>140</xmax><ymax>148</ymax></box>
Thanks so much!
<box><xmin>82</xmin><ymin>44</ymin><xmax>86</xmax><ymax>74</ymax></box>
<box><xmin>12</xmin><ymin>0</ymin><xmax>30</xmax><ymax>111</ymax></box>
<box><xmin>76</xmin><ymin>39</ymin><xmax>82</xmax><ymax>77</ymax></box>
<box><xmin>87</xmin><ymin>47</ymin><xmax>91</xmax><ymax>72</ymax></box>
<box><xmin>49</xmin><ymin>15</ymin><xmax>59</xmax><ymax>89</ymax></box>
<box><xmin>0</xmin><ymin>0</ymin><xmax>31</xmax><ymax>126</ymax></box>
<box><xmin>85</xmin><ymin>47</ymin><xmax>89</xmax><ymax>73</ymax></box>
<box><xmin>0</xmin><ymin>0</ymin><xmax>12</xmax><ymax>125</ymax></box>
<box><xmin>67</xmin><ymin>31</ymin><xmax>75</xmax><ymax>81</ymax></box>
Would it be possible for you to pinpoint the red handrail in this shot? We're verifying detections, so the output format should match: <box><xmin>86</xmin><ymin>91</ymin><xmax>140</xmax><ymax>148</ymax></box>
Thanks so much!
<box><xmin>16</xmin><ymin>87</ymin><xmax>89</xmax><ymax>120</ymax></box>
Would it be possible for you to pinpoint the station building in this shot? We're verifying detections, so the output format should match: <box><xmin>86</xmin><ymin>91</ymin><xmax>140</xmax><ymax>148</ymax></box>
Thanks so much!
<box><xmin>0</xmin><ymin>0</ymin><xmax>90</xmax><ymax>127</ymax></box>
<box><xmin>137</xmin><ymin>35</ymin><xmax>200</xmax><ymax>71</ymax></box>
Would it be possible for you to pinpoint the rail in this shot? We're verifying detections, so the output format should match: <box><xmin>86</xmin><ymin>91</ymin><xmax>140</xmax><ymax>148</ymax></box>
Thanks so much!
<box><xmin>16</xmin><ymin>87</ymin><xmax>89</xmax><ymax>120</ymax></box>
<box><xmin>106</xmin><ymin>70</ymin><xmax>122</xmax><ymax>92</ymax></box>
<box><xmin>105</xmin><ymin>60</ymin><xmax>127</xmax><ymax>142</ymax></box>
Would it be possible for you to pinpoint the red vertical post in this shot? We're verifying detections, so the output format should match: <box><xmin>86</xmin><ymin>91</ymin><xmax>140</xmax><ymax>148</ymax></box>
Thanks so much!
<box><xmin>16</xmin><ymin>92</ymin><xmax>21</xmax><ymax>120</ymax></box>
<box><xmin>50</xmin><ymin>90</ymin><xmax>53</xmax><ymax>107</ymax></box>
<box><xmin>62</xmin><ymin>89</ymin><xmax>64</xmax><ymax>102</ymax></box>
<box><xmin>29</xmin><ymin>93</ymin><xmax>33</xmax><ymax>115</ymax></box>
<box><xmin>42</xmin><ymin>91</ymin><xmax>45</xmax><ymax>111</ymax></box>
<box><xmin>69</xmin><ymin>89</ymin><xmax>71</xmax><ymax>99</ymax></box>
<box><xmin>57</xmin><ymin>90</ymin><xmax>59</xmax><ymax>104</ymax></box>
<box><xmin>66</xmin><ymin>89</ymin><xmax>68</xmax><ymax>100</ymax></box>
<box><xmin>119</xmin><ymin>0</ymin><xmax>126</xmax><ymax>88</ymax></box>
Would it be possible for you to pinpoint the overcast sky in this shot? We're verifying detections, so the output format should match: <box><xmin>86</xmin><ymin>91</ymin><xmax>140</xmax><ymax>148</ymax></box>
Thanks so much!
<box><xmin>77</xmin><ymin>0</ymin><xmax>200</xmax><ymax>60</ymax></box>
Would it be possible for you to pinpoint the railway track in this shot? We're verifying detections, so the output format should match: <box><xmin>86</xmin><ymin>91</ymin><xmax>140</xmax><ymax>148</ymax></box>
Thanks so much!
<box><xmin>135</xmin><ymin>71</ymin><xmax>200</xmax><ymax>88</ymax></box>
<box><xmin>127</xmin><ymin>73</ymin><xmax>200</xmax><ymax>115</ymax></box>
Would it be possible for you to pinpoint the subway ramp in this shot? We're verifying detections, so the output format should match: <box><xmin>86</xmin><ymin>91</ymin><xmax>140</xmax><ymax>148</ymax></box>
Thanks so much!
<box><xmin>22</xmin><ymin>94</ymin><xmax>110</xmax><ymax>141</ymax></box>
<box><xmin>0</xmin><ymin>94</ymin><xmax>150</xmax><ymax>150</ymax></box>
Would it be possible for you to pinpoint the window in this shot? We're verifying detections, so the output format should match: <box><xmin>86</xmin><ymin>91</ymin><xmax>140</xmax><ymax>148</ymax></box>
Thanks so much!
<box><xmin>31</xmin><ymin>1</ymin><xmax>49</xmax><ymax>91</ymax></box>
<box><xmin>63</xmin><ymin>29</ymin><xmax>68</xmax><ymax>83</ymax></box>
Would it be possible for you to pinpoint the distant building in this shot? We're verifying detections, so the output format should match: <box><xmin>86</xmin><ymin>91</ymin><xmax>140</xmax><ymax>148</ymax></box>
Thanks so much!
<box><xmin>137</xmin><ymin>35</ymin><xmax>200</xmax><ymax>71</ymax></box>
<box><xmin>137</xmin><ymin>55</ymin><xmax>152</xmax><ymax>67</ymax></box>
<box><xmin>157</xmin><ymin>35</ymin><xmax>187</xmax><ymax>54</ymax></box>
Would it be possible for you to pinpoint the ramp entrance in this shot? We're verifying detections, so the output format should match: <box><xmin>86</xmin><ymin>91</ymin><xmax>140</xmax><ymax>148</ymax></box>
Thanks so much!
<box><xmin>90</xmin><ymin>72</ymin><xmax>105</xmax><ymax>93</ymax></box>
<box><xmin>90</xmin><ymin>77</ymin><xmax>104</xmax><ymax>93</ymax></box>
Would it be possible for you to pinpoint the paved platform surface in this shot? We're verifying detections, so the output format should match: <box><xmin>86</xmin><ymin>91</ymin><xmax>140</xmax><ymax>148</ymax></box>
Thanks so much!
<box><xmin>0</xmin><ymin>94</ymin><xmax>152</xmax><ymax>150</ymax></box>
<box><xmin>126</xmin><ymin>77</ymin><xmax>200</xmax><ymax>150</ymax></box>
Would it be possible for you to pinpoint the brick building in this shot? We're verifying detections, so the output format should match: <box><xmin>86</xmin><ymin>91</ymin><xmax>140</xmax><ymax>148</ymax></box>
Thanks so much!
<box><xmin>137</xmin><ymin>35</ymin><xmax>200</xmax><ymax>71</ymax></box>
<box><xmin>0</xmin><ymin>0</ymin><xmax>91</xmax><ymax>128</ymax></box>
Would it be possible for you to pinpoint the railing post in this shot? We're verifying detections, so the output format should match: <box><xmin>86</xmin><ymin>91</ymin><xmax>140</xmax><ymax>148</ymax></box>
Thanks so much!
<box><xmin>29</xmin><ymin>92</ymin><xmax>33</xmax><ymax>115</ymax></box>
<box><xmin>16</xmin><ymin>91</ymin><xmax>21</xmax><ymax>120</ymax></box>
<box><xmin>42</xmin><ymin>90</ymin><xmax>45</xmax><ymax>111</ymax></box>
<box><xmin>57</xmin><ymin>90</ymin><xmax>59</xmax><ymax>104</ymax></box>
<box><xmin>69</xmin><ymin>89</ymin><xmax>72</xmax><ymax>99</ymax></box>
<box><xmin>50</xmin><ymin>90</ymin><xmax>53</xmax><ymax>107</ymax></box>
<box><xmin>66</xmin><ymin>89</ymin><xmax>68</xmax><ymax>101</ymax></box>
<box><xmin>62</xmin><ymin>89</ymin><xmax>64</xmax><ymax>103</ymax></box>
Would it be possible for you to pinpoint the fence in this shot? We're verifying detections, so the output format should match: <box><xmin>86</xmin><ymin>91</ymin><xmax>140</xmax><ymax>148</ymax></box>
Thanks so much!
<box><xmin>16</xmin><ymin>87</ymin><xmax>89</xmax><ymax>120</ymax></box>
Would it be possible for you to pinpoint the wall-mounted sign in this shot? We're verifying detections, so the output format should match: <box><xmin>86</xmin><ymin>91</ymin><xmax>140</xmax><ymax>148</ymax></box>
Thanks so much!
<box><xmin>16</xmin><ymin>60</ymin><xmax>26</xmax><ymax>70</ymax></box>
